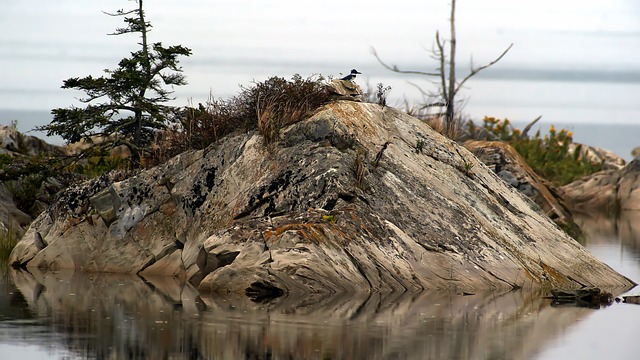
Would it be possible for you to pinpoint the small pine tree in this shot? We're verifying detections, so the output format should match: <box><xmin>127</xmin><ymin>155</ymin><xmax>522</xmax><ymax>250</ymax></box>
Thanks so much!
<box><xmin>38</xmin><ymin>0</ymin><xmax>191</xmax><ymax>167</ymax></box>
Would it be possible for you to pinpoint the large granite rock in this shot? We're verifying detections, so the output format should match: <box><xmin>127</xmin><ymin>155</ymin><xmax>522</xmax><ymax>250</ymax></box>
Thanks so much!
<box><xmin>464</xmin><ymin>140</ymin><xmax>580</xmax><ymax>237</ymax></box>
<box><xmin>9</xmin><ymin>102</ymin><xmax>634</xmax><ymax>298</ymax></box>
<box><xmin>560</xmin><ymin>157</ymin><xmax>640</xmax><ymax>215</ymax></box>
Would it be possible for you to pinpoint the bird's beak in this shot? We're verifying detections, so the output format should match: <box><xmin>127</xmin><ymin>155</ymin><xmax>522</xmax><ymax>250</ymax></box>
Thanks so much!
<box><xmin>356</xmin><ymin>71</ymin><xmax>362</xmax><ymax>74</ymax></box>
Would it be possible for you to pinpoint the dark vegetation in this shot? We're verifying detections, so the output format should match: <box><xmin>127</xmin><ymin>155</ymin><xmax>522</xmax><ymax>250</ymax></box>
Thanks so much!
<box><xmin>0</xmin><ymin>229</ymin><xmax>18</xmax><ymax>267</ymax></box>
<box><xmin>363</xmin><ymin>83</ymin><xmax>392</xmax><ymax>108</ymax></box>
<box><xmin>0</xmin><ymin>155</ymin><xmax>55</xmax><ymax>212</ymax></box>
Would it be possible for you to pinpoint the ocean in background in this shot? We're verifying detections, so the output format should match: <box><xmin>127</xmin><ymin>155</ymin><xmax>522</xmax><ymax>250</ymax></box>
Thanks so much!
<box><xmin>1</xmin><ymin>72</ymin><xmax>639</xmax><ymax>161</ymax></box>
<box><xmin>2</xmin><ymin>109</ymin><xmax>638</xmax><ymax>162</ymax></box>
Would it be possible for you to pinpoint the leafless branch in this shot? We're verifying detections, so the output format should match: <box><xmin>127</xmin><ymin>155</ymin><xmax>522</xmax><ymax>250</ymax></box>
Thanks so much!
<box><xmin>519</xmin><ymin>115</ymin><xmax>542</xmax><ymax>139</ymax></box>
<box><xmin>371</xmin><ymin>47</ymin><xmax>440</xmax><ymax>77</ymax></box>
<box><xmin>435</xmin><ymin>31</ymin><xmax>448</xmax><ymax>103</ymax></box>
<box><xmin>406</xmin><ymin>81</ymin><xmax>431</xmax><ymax>98</ymax></box>
<box><xmin>453</xmin><ymin>43</ymin><xmax>513</xmax><ymax>97</ymax></box>
<box><xmin>102</xmin><ymin>9</ymin><xmax>137</xmax><ymax>17</ymax></box>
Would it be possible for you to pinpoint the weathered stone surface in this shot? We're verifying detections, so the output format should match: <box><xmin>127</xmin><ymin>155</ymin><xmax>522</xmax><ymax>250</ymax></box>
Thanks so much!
<box><xmin>10</xmin><ymin>101</ymin><xmax>634</xmax><ymax>297</ymax></box>
<box><xmin>559</xmin><ymin>170</ymin><xmax>619</xmax><ymax>214</ymax></box>
<box><xmin>88</xmin><ymin>186</ymin><xmax>122</xmax><ymax>226</ymax></box>
<box><xmin>327</xmin><ymin>79</ymin><xmax>363</xmax><ymax>101</ymax></box>
<box><xmin>617</xmin><ymin>158</ymin><xmax>640</xmax><ymax>210</ymax></box>
<box><xmin>0</xmin><ymin>123</ymin><xmax>62</xmax><ymax>157</ymax></box>
<box><xmin>464</xmin><ymin>140</ymin><xmax>580</xmax><ymax>236</ymax></box>
<box><xmin>560</xmin><ymin>157</ymin><xmax>640</xmax><ymax>214</ymax></box>
<box><xmin>632</xmin><ymin>146</ymin><xmax>640</xmax><ymax>159</ymax></box>
<box><xmin>8</xmin><ymin>229</ymin><xmax>45</xmax><ymax>268</ymax></box>
<box><xmin>569</xmin><ymin>143</ymin><xmax>626</xmax><ymax>170</ymax></box>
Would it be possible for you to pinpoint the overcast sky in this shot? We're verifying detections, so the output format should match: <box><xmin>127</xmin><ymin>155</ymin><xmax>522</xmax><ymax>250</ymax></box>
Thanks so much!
<box><xmin>1</xmin><ymin>0</ymin><xmax>640</xmax><ymax>112</ymax></box>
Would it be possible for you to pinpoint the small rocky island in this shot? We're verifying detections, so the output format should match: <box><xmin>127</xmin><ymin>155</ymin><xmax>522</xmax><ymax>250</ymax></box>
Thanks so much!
<box><xmin>9</xmin><ymin>101</ymin><xmax>635</xmax><ymax>300</ymax></box>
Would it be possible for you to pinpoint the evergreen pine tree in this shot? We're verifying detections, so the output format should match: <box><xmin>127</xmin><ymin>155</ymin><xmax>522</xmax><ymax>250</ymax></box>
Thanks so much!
<box><xmin>38</xmin><ymin>0</ymin><xmax>191</xmax><ymax>167</ymax></box>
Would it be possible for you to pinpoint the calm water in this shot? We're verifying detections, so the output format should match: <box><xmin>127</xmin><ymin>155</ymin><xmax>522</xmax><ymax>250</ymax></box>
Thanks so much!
<box><xmin>1</xmin><ymin>212</ymin><xmax>639</xmax><ymax>359</ymax></box>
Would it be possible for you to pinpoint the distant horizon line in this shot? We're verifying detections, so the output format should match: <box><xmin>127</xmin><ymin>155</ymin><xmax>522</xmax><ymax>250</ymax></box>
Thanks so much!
<box><xmin>2</xmin><ymin>107</ymin><xmax>640</xmax><ymax>126</ymax></box>
<box><xmin>2</xmin><ymin>65</ymin><xmax>640</xmax><ymax>100</ymax></box>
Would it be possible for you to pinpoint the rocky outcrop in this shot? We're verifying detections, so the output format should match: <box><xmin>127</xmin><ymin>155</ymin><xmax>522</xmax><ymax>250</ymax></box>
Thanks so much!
<box><xmin>569</xmin><ymin>143</ymin><xmax>626</xmax><ymax>170</ymax></box>
<box><xmin>327</xmin><ymin>79</ymin><xmax>363</xmax><ymax>101</ymax></box>
<box><xmin>0</xmin><ymin>123</ymin><xmax>62</xmax><ymax>157</ymax></box>
<box><xmin>559</xmin><ymin>169</ymin><xmax>620</xmax><ymax>214</ymax></box>
<box><xmin>9</xmin><ymin>102</ymin><xmax>634</xmax><ymax>298</ymax></box>
<box><xmin>560</xmin><ymin>157</ymin><xmax>640</xmax><ymax>215</ymax></box>
<box><xmin>0</xmin><ymin>124</ymin><xmax>66</xmax><ymax>238</ymax></box>
<box><xmin>464</xmin><ymin>140</ymin><xmax>579</xmax><ymax>237</ymax></box>
<box><xmin>617</xmin><ymin>159</ymin><xmax>640</xmax><ymax>210</ymax></box>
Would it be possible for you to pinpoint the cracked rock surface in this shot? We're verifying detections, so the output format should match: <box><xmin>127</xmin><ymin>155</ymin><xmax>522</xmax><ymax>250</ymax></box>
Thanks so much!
<box><xmin>9</xmin><ymin>101</ymin><xmax>635</xmax><ymax>299</ymax></box>
<box><xmin>560</xmin><ymin>157</ymin><xmax>640</xmax><ymax>215</ymax></box>
<box><xmin>464</xmin><ymin>140</ymin><xmax>580</xmax><ymax>237</ymax></box>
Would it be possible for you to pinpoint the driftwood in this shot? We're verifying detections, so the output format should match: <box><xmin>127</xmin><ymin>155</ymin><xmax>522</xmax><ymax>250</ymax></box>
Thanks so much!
<box><xmin>548</xmin><ymin>288</ymin><xmax>614</xmax><ymax>308</ymax></box>
<box><xmin>518</xmin><ymin>115</ymin><xmax>542</xmax><ymax>140</ymax></box>
<box><xmin>622</xmin><ymin>295</ymin><xmax>640</xmax><ymax>304</ymax></box>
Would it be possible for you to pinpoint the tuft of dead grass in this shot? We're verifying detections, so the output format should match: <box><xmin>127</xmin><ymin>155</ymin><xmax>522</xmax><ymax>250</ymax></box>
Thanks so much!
<box><xmin>405</xmin><ymin>105</ymin><xmax>468</xmax><ymax>142</ymax></box>
<box><xmin>146</xmin><ymin>75</ymin><xmax>332</xmax><ymax>166</ymax></box>
<box><xmin>253</xmin><ymin>75</ymin><xmax>332</xmax><ymax>145</ymax></box>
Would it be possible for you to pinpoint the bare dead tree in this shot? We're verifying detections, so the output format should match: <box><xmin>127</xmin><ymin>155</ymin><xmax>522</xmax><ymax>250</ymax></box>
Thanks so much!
<box><xmin>372</xmin><ymin>0</ymin><xmax>513</xmax><ymax>138</ymax></box>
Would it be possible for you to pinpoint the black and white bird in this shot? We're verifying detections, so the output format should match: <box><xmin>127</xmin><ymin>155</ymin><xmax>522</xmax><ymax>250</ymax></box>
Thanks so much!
<box><xmin>341</xmin><ymin>69</ymin><xmax>361</xmax><ymax>81</ymax></box>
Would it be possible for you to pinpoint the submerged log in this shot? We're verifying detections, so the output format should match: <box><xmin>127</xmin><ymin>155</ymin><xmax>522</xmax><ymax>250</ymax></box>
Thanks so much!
<box><xmin>622</xmin><ymin>295</ymin><xmax>640</xmax><ymax>304</ymax></box>
<box><xmin>549</xmin><ymin>288</ymin><xmax>614</xmax><ymax>308</ymax></box>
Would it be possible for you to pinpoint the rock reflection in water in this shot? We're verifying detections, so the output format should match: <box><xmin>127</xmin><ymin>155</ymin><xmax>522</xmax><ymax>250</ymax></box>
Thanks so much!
<box><xmin>3</xmin><ymin>268</ymin><xmax>596</xmax><ymax>360</ymax></box>
<box><xmin>575</xmin><ymin>211</ymin><xmax>640</xmax><ymax>246</ymax></box>
<box><xmin>532</xmin><ymin>212</ymin><xmax>640</xmax><ymax>360</ymax></box>
<box><xmin>575</xmin><ymin>211</ymin><xmax>640</xmax><ymax>272</ymax></box>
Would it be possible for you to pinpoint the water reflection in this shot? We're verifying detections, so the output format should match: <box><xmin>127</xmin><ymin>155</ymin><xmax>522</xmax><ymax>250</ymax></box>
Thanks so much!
<box><xmin>533</xmin><ymin>211</ymin><xmax>640</xmax><ymax>360</ymax></box>
<box><xmin>0</xmin><ymin>267</ymin><xmax>599</xmax><ymax>360</ymax></box>
<box><xmin>575</xmin><ymin>211</ymin><xmax>640</xmax><ymax>284</ymax></box>
<box><xmin>2</xmin><ymin>212</ymin><xmax>640</xmax><ymax>360</ymax></box>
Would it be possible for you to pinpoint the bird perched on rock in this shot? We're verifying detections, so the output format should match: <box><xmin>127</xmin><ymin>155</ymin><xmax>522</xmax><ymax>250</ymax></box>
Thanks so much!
<box><xmin>341</xmin><ymin>69</ymin><xmax>361</xmax><ymax>81</ymax></box>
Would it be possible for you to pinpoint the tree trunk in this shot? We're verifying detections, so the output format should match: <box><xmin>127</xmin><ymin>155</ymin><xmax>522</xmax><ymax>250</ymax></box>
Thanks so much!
<box><xmin>446</xmin><ymin>0</ymin><xmax>457</xmax><ymax>137</ymax></box>
<box><xmin>133</xmin><ymin>0</ymin><xmax>149</xmax><ymax>167</ymax></box>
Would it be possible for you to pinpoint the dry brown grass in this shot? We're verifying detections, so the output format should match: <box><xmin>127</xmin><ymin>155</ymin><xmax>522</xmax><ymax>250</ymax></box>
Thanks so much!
<box><xmin>254</xmin><ymin>75</ymin><xmax>331</xmax><ymax>145</ymax></box>
<box><xmin>404</xmin><ymin>105</ymin><xmax>467</xmax><ymax>142</ymax></box>
<box><xmin>145</xmin><ymin>75</ymin><xmax>332</xmax><ymax>166</ymax></box>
